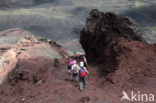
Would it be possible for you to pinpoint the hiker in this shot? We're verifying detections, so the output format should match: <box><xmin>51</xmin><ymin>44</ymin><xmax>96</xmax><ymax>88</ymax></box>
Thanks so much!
<box><xmin>81</xmin><ymin>54</ymin><xmax>88</xmax><ymax>69</ymax></box>
<box><xmin>79</xmin><ymin>61</ymin><xmax>89</xmax><ymax>91</ymax></box>
<box><xmin>71</xmin><ymin>62</ymin><xmax>79</xmax><ymax>81</ymax></box>
<box><xmin>73</xmin><ymin>52</ymin><xmax>78</xmax><ymax>60</ymax></box>
<box><xmin>68</xmin><ymin>59</ymin><xmax>76</xmax><ymax>72</ymax></box>
<box><xmin>67</xmin><ymin>58</ymin><xmax>72</xmax><ymax>72</ymax></box>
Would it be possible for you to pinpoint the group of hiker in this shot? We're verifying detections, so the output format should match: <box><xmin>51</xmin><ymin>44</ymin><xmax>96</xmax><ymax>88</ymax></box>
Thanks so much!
<box><xmin>67</xmin><ymin>53</ymin><xmax>89</xmax><ymax>91</ymax></box>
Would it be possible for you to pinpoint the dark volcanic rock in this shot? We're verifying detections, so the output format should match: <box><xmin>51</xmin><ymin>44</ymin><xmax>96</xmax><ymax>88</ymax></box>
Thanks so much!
<box><xmin>80</xmin><ymin>9</ymin><xmax>156</xmax><ymax>88</ymax></box>
<box><xmin>80</xmin><ymin>9</ymin><xmax>144</xmax><ymax>61</ymax></box>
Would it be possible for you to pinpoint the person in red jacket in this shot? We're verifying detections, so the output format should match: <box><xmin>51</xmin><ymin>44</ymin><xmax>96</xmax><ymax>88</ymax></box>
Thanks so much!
<box><xmin>67</xmin><ymin>58</ymin><xmax>72</xmax><ymax>72</ymax></box>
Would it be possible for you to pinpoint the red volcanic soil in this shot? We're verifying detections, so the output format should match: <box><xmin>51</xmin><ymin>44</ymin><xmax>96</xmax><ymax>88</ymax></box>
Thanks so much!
<box><xmin>0</xmin><ymin>37</ymin><xmax>115</xmax><ymax>103</ymax></box>
<box><xmin>0</xmin><ymin>36</ymin><xmax>113</xmax><ymax>103</ymax></box>
<box><xmin>1</xmin><ymin>38</ymin><xmax>155</xmax><ymax>103</ymax></box>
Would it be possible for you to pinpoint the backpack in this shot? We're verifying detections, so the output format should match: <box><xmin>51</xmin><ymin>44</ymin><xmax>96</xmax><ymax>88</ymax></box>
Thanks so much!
<box><xmin>73</xmin><ymin>65</ymin><xmax>79</xmax><ymax>73</ymax></box>
<box><xmin>74</xmin><ymin>67</ymin><xmax>79</xmax><ymax>73</ymax></box>
<box><xmin>79</xmin><ymin>67</ymin><xmax>86</xmax><ymax>77</ymax></box>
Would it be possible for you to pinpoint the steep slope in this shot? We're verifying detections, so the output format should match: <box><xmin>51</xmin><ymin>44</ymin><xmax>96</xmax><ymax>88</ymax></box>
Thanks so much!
<box><xmin>0</xmin><ymin>34</ymin><xmax>72</xmax><ymax>103</ymax></box>
<box><xmin>0</xmin><ymin>29</ymin><xmax>114</xmax><ymax>103</ymax></box>
<box><xmin>0</xmin><ymin>35</ymin><xmax>69</xmax><ymax>83</ymax></box>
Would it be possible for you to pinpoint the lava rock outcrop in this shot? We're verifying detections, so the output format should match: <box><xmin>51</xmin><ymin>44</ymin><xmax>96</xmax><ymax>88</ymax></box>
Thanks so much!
<box><xmin>80</xmin><ymin>9</ymin><xmax>156</xmax><ymax>87</ymax></box>
<box><xmin>80</xmin><ymin>9</ymin><xmax>144</xmax><ymax>61</ymax></box>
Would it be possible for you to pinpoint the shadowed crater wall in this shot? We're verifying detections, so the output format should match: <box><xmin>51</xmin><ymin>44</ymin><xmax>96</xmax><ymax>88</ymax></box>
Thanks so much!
<box><xmin>80</xmin><ymin>9</ymin><xmax>144</xmax><ymax>61</ymax></box>
<box><xmin>80</xmin><ymin>9</ymin><xmax>156</xmax><ymax>88</ymax></box>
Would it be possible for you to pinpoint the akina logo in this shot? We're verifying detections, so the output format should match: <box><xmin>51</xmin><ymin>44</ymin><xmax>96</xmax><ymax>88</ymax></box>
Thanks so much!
<box><xmin>121</xmin><ymin>91</ymin><xmax>155</xmax><ymax>102</ymax></box>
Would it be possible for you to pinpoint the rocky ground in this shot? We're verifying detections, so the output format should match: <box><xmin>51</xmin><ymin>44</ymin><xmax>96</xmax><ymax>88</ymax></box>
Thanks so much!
<box><xmin>0</xmin><ymin>9</ymin><xmax>156</xmax><ymax>103</ymax></box>
<box><xmin>0</xmin><ymin>30</ymin><xmax>115</xmax><ymax>103</ymax></box>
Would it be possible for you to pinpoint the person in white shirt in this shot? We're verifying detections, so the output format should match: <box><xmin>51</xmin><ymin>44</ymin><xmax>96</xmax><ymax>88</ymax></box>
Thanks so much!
<box><xmin>71</xmin><ymin>63</ymin><xmax>79</xmax><ymax>81</ymax></box>
<box><xmin>79</xmin><ymin>61</ymin><xmax>89</xmax><ymax>91</ymax></box>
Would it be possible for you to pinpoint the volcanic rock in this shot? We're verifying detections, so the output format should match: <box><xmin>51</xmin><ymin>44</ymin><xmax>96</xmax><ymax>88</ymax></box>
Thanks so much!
<box><xmin>80</xmin><ymin>9</ymin><xmax>156</xmax><ymax>88</ymax></box>
<box><xmin>80</xmin><ymin>9</ymin><xmax>144</xmax><ymax>61</ymax></box>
